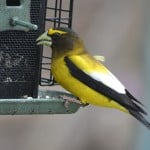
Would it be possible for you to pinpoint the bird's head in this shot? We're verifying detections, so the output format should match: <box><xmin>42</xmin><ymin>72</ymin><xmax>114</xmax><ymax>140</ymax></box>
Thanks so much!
<box><xmin>36</xmin><ymin>27</ymin><xmax>81</xmax><ymax>52</ymax></box>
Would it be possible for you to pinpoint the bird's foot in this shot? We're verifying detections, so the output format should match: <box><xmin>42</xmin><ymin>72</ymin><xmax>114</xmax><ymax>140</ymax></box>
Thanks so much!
<box><xmin>60</xmin><ymin>95</ymin><xmax>82</xmax><ymax>108</ymax></box>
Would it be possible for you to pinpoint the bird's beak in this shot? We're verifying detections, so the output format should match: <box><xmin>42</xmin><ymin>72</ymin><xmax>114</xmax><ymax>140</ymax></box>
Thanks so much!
<box><xmin>36</xmin><ymin>31</ymin><xmax>52</xmax><ymax>46</ymax></box>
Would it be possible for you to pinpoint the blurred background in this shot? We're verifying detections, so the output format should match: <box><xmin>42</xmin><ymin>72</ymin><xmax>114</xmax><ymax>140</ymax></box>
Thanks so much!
<box><xmin>0</xmin><ymin>0</ymin><xmax>150</xmax><ymax>150</ymax></box>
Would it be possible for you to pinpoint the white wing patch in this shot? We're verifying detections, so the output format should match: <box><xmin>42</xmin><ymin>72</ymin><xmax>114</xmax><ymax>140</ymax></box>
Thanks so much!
<box><xmin>86</xmin><ymin>71</ymin><xmax>126</xmax><ymax>94</ymax></box>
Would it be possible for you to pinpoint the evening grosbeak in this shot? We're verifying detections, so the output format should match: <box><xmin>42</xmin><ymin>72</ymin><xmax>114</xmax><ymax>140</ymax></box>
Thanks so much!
<box><xmin>37</xmin><ymin>27</ymin><xmax>150</xmax><ymax>129</ymax></box>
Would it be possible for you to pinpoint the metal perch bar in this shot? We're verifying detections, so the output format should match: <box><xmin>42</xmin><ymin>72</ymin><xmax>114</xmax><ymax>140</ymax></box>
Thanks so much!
<box><xmin>0</xmin><ymin>90</ymin><xmax>80</xmax><ymax>115</ymax></box>
<box><xmin>10</xmin><ymin>17</ymin><xmax>38</xmax><ymax>30</ymax></box>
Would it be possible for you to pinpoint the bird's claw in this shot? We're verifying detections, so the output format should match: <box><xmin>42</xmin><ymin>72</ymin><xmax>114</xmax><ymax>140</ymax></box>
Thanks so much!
<box><xmin>60</xmin><ymin>95</ymin><xmax>82</xmax><ymax>108</ymax></box>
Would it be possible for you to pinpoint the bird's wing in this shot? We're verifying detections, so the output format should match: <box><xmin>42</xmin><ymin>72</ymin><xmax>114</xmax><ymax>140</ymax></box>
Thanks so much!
<box><xmin>64</xmin><ymin>54</ymin><xmax>146</xmax><ymax>114</ymax></box>
<box><xmin>65</xmin><ymin>54</ymin><xmax>125</xmax><ymax>93</ymax></box>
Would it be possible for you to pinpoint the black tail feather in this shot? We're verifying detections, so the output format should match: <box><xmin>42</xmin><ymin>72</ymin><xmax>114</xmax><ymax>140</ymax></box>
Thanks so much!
<box><xmin>125</xmin><ymin>89</ymin><xmax>144</xmax><ymax>106</ymax></box>
<box><xmin>119</xmin><ymin>93</ymin><xmax>147</xmax><ymax>115</ymax></box>
<box><xmin>132</xmin><ymin>102</ymin><xmax>147</xmax><ymax>115</ymax></box>
<box><xmin>129</xmin><ymin>109</ymin><xmax>150</xmax><ymax>129</ymax></box>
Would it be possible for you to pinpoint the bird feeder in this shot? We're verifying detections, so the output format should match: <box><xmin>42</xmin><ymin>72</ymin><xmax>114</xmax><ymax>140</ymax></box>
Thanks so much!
<box><xmin>0</xmin><ymin>0</ymin><xmax>79</xmax><ymax>114</ymax></box>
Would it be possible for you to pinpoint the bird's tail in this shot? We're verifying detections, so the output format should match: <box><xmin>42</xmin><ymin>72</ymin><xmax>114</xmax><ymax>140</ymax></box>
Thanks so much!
<box><xmin>129</xmin><ymin>109</ymin><xmax>150</xmax><ymax>129</ymax></box>
<box><xmin>123</xmin><ymin>90</ymin><xmax>150</xmax><ymax>129</ymax></box>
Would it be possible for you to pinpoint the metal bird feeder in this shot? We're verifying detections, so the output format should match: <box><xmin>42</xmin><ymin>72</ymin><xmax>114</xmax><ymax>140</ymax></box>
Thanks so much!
<box><xmin>0</xmin><ymin>0</ymin><xmax>79</xmax><ymax>115</ymax></box>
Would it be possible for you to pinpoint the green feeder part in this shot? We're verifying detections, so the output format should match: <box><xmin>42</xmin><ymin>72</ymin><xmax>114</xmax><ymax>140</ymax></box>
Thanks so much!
<box><xmin>0</xmin><ymin>90</ymin><xmax>80</xmax><ymax>115</ymax></box>
<box><xmin>10</xmin><ymin>16</ymin><xmax>38</xmax><ymax>30</ymax></box>
<box><xmin>0</xmin><ymin>0</ymin><xmax>38</xmax><ymax>31</ymax></box>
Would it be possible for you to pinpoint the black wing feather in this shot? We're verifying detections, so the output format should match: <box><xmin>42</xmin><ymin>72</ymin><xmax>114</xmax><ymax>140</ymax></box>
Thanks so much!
<box><xmin>64</xmin><ymin>56</ymin><xmax>150</xmax><ymax>129</ymax></box>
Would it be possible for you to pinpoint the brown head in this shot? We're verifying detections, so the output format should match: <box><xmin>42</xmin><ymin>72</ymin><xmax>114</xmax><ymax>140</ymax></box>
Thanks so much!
<box><xmin>36</xmin><ymin>27</ymin><xmax>85</xmax><ymax>57</ymax></box>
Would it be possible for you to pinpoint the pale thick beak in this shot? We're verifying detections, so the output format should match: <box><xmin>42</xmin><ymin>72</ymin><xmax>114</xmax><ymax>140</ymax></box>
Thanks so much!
<box><xmin>36</xmin><ymin>31</ymin><xmax>52</xmax><ymax>46</ymax></box>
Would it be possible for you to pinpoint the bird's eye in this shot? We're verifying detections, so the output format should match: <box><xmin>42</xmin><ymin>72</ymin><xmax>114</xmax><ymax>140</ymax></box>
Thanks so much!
<box><xmin>53</xmin><ymin>32</ymin><xmax>61</xmax><ymax>38</ymax></box>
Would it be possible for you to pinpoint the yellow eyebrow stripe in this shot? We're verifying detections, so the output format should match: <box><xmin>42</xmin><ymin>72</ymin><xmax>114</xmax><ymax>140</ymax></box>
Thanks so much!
<box><xmin>48</xmin><ymin>28</ymin><xmax>67</xmax><ymax>35</ymax></box>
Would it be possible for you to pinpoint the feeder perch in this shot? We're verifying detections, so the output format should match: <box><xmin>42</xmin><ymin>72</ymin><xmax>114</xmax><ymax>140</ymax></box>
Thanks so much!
<box><xmin>0</xmin><ymin>90</ymin><xmax>80</xmax><ymax>115</ymax></box>
<box><xmin>10</xmin><ymin>17</ymin><xmax>38</xmax><ymax>30</ymax></box>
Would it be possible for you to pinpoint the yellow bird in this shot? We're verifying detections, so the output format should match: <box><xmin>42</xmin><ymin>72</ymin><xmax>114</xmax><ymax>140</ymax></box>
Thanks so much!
<box><xmin>37</xmin><ymin>27</ymin><xmax>150</xmax><ymax>129</ymax></box>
